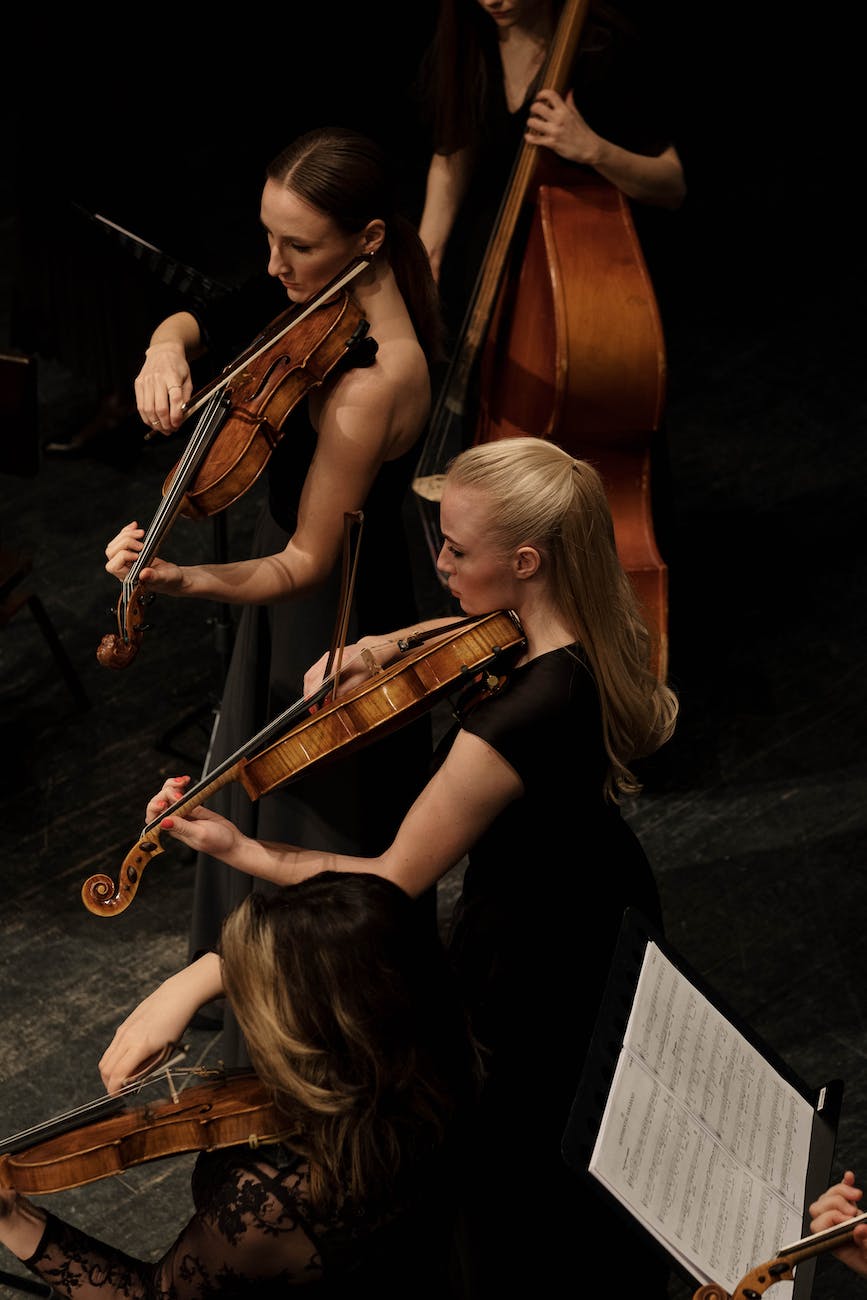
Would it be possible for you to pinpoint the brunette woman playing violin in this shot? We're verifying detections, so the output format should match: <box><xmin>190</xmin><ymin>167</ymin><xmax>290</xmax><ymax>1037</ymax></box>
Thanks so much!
<box><xmin>138</xmin><ymin>436</ymin><xmax>679</xmax><ymax>1298</ymax></box>
<box><xmin>103</xmin><ymin>128</ymin><xmax>444</xmax><ymax>1064</ymax></box>
<box><xmin>0</xmin><ymin>873</ymin><xmax>480</xmax><ymax>1298</ymax></box>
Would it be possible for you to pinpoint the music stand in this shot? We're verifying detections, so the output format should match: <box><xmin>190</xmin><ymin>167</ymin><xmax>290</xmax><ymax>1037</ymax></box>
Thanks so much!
<box><xmin>563</xmin><ymin>908</ymin><xmax>842</xmax><ymax>1299</ymax></box>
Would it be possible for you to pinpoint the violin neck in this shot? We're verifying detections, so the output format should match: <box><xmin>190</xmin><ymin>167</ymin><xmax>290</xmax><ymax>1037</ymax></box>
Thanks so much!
<box><xmin>142</xmin><ymin>678</ymin><xmax>336</xmax><ymax>833</ymax></box>
<box><xmin>123</xmin><ymin>389</ymin><xmax>232</xmax><ymax>603</ymax></box>
<box><xmin>779</xmin><ymin>1209</ymin><xmax>867</xmax><ymax>1263</ymax></box>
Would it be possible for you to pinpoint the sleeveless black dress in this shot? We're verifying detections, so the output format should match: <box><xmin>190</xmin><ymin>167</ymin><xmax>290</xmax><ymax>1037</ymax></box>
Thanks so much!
<box><xmin>187</xmin><ymin>279</ymin><xmax>433</xmax><ymax>1065</ymax></box>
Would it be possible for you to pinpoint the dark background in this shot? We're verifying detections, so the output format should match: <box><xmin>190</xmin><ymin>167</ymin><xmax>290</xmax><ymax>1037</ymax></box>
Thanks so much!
<box><xmin>2</xmin><ymin>7</ymin><xmax>865</xmax><ymax>1298</ymax></box>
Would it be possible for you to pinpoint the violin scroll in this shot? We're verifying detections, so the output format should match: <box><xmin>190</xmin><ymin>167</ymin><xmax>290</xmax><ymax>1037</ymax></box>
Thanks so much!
<box><xmin>82</xmin><ymin>831</ymin><xmax>165</xmax><ymax>917</ymax></box>
<box><xmin>96</xmin><ymin>584</ymin><xmax>151</xmax><ymax>670</ymax></box>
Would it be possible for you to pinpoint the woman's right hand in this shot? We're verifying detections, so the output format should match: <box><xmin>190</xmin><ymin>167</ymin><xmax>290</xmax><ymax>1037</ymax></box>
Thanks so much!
<box><xmin>303</xmin><ymin>639</ymin><xmax>388</xmax><ymax>704</ymax></box>
<box><xmin>99</xmin><ymin>956</ymin><xmax>224</xmax><ymax>1095</ymax></box>
<box><xmin>134</xmin><ymin>340</ymin><xmax>192</xmax><ymax>434</ymax></box>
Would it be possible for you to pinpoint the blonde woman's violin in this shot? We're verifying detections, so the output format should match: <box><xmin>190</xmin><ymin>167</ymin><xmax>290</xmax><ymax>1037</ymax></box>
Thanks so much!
<box><xmin>83</xmin><ymin>609</ymin><xmax>526</xmax><ymax>917</ymax></box>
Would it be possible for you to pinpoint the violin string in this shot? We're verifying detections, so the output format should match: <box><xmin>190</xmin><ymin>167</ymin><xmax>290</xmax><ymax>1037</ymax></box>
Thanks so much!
<box><xmin>125</xmin><ymin>391</ymin><xmax>230</xmax><ymax>598</ymax></box>
<box><xmin>0</xmin><ymin>1065</ymin><xmax>213</xmax><ymax>1149</ymax></box>
<box><xmin>120</xmin><ymin>255</ymin><xmax>371</xmax><ymax>619</ymax></box>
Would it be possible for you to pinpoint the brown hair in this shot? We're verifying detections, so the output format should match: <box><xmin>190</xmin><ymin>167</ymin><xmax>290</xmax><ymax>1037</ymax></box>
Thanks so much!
<box><xmin>267</xmin><ymin>127</ymin><xmax>446</xmax><ymax>363</ymax></box>
<box><xmin>220</xmin><ymin>872</ymin><xmax>480</xmax><ymax>1213</ymax></box>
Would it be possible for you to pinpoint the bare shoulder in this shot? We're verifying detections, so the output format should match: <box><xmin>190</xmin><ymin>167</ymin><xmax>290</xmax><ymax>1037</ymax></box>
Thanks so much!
<box><xmin>316</xmin><ymin>333</ymin><xmax>430</xmax><ymax>456</ymax></box>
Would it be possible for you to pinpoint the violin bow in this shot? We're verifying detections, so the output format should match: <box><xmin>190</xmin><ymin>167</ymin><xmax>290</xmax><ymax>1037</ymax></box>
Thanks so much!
<box><xmin>96</xmin><ymin>255</ymin><xmax>374</xmax><ymax>671</ymax></box>
<box><xmin>322</xmin><ymin>510</ymin><xmax>365</xmax><ymax>696</ymax></box>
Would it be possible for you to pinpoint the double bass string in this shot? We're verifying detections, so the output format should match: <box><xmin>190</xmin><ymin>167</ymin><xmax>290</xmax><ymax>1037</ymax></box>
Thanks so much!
<box><xmin>412</xmin><ymin>0</ymin><xmax>592</xmax><ymax>572</ymax></box>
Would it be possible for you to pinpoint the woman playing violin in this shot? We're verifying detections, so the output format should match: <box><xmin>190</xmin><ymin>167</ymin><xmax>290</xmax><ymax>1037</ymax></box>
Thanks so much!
<box><xmin>103</xmin><ymin>127</ymin><xmax>445</xmax><ymax>1063</ymax></box>
<box><xmin>0</xmin><ymin>873</ymin><xmax>481</xmax><ymax>1298</ymax></box>
<box><xmin>133</xmin><ymin>436</ymin><xmax>679</xmax><ymax>1298</ymax></box>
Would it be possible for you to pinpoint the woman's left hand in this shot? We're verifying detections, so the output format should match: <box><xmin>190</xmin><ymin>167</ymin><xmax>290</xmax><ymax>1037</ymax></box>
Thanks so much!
<box><xmin>809</xmin><ymin>1170</ymin><xmax>867</xmax><ymax>1277</ymax></box>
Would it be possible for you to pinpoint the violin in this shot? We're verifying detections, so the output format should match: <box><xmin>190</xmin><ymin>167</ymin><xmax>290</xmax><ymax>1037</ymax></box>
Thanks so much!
<box><xmin>0</xmin><ymin>1068</ymin><xmax>284</xmax><ymax>1195</ymax></box>
<box><xmin>83</xmin><ymin>609</ymin><xmax>526</xmax><ymax>917</ymax></box>
<box><xmin>97</xmin><ymin>254</ymin><xmax>374</xmax><ymax>671</ymax></box>
<box><xmin>691</xmin><ymin>1209</ymin><xmax>867</xmax><ymax>1299</ymax></box>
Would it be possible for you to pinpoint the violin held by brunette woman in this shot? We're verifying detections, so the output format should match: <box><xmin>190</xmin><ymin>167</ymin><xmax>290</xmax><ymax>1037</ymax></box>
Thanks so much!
<box><xmin>140</xmin><ymin>435</ymin><xmax>680</xmax><ymax>1299</ymax></box>
<box><xmin>0</xmin><ymin>873</ymin><xmax>481</xmax><ymax>1299</ymax></box>
<box><xmin>103</xmin><ymin>126</ymin><xmax>447</xmax><ymax>1066</ymax></box>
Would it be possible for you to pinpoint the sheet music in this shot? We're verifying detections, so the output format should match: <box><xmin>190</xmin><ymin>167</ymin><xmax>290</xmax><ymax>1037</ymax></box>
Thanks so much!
<box><xmin>589</xmin><ymin>942</ymin><xmax>814</xmax><ymax>1296</ymax></box>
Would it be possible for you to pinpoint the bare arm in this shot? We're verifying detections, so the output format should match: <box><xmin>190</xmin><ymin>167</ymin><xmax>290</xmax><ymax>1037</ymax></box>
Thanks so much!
<box><xmin>105</xmin><ymin>360</ymin><xmax>414</xmax><ymax>606</ymax></box>
<box><xmin>418</xmin><ymin>148</ymin><xmax>475</xmax><ymax>283</ymax></box>
<box><xmin>527</xmin><ymin>89</ymin><xmax>686</xmax><ymax>210</ymax></box>
<box><xmin>98</xmin><ymin>953</ymin><xmax>224</xmax><ymax>1096</ymax></box>
<box><xmin>134</xmin><ymin>311</ymin><xmax>204</xmax><ymax>431</ymax></box>
<box><xmin>149</xmin><ymin>727</ymin><xmax>523</xmax><ymax>899</ymax></box>
<box><xmin>0</xmin><ymin>1191</ymin><xmax>47</xmax><ymax>1266</ymax></box>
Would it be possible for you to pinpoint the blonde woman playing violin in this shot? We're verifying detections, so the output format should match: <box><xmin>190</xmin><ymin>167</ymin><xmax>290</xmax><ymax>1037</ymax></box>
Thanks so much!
<box><xmin>118</xmin><ymin>437</ymin><xmax>678</xmax><ymax>1300</ymax></box>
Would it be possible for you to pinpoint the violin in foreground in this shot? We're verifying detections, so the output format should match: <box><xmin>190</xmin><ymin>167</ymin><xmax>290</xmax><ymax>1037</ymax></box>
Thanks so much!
<box><xmin>692</xmin><ymin>1208</ymin><xmax>867</xmax><ymax>1299</ymax></box>
<box><xmin>0</xmin><ymin>1067</ymin><xmax>282</xmax><ymax>1195</ymax></box>
<box><xmin>83</xmin><ymin>610</ymin><xmax>526</xmax><ymax>917</ymax></box>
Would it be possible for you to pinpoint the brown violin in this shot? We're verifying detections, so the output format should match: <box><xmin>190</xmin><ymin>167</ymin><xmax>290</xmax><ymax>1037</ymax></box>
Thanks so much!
<box><xmin>692</xmin><ymin>1208</ymin><xmax>867</xmax><ymax>1299</ymax></box>
<box><xmin>83</xmin><ymin>609</ymin><xmax>526</xmax><ymax>917</ymax></box>
<box><xmin>97</xmin><ymin>254</ymin><xmax>373</xmax><ymax>671</ymax></box>
<box><xmin>0</xmin><ymin>1068</ymin><xmax>284</xmax><ymax>1195</ymax></box>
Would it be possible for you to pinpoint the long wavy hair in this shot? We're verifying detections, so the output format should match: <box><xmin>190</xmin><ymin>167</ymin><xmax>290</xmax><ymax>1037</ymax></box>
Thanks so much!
<box><xmin>445</xmin><ymin>436</ymin><xmax>678</xmax><ymax>799</ymax></box>
<box><xmin>266</xmin><ymin>127</ymin><xmax>446</xmax><ymax>363</ymax></box>
<box><xmin>220</xmin><ymin>872</ymin><xmax>481</xmax><ymax>1214</ymax></box>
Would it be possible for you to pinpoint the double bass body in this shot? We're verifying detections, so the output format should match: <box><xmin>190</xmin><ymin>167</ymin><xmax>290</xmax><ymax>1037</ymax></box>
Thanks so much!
<box><xmin>475</xmin><ymin>165</ymin><xmax>669</xmax><ymax>674</ymax></box>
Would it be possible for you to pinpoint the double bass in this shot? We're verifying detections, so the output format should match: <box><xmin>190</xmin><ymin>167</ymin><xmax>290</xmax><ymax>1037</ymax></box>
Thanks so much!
<box><xmin>413</xmin><ymin>0</ymin><xmax>669</xmax><ymax>676</ymax></box>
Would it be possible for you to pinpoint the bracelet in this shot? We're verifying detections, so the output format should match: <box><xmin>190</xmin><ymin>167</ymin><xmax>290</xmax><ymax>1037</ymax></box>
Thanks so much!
<box><xmin>360</xmin><ymin>647</ymin><xmax>383</xmax><ymax>678</ymax></box>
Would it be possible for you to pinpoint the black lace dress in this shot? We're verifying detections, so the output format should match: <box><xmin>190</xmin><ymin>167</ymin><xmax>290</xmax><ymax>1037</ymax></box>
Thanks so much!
<box><xmin>184</xmin><ymin>278</ymin><xmax>434</xmax><ymax>1065</ymax></box>
<box><xmin>22</xmin><ymin>1141</ymin><xmax>458</xmax><ymax>1298</ymax></box>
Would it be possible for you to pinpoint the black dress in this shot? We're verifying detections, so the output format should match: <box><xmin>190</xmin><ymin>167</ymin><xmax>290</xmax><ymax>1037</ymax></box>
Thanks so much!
<box><xmin>23</xmin><ymin>1141</ymin><xmax>459</xmax><ymax>1298</ymax></box>
<box><xmin>440</xmin><ymin>646</ymin><xmax>671</xmax><ymax>1298</ymax></box>
<box><xmin>186</xmin><ymin>279</ymin><xmax>433</xmax><ymax>1064</ymax></box>
<box><xmin>435</xmin><ymin>7</ymin><xmax>679</xmax><ymax>341</ymax></box>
